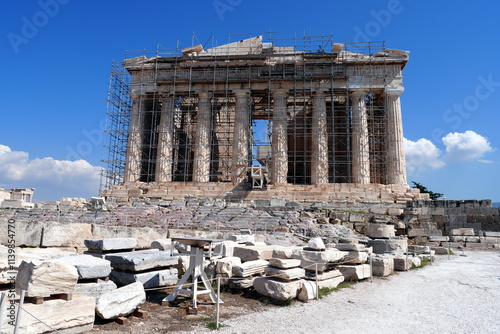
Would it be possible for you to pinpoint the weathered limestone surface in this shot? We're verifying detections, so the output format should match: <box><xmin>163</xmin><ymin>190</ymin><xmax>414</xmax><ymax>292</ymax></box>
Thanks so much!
<box><xmin>265</xmin><ymin>266</ymin><xmax>305</xmax><ymax>281</ymax></box>
<box><xmin>214</xmin><ymin>240</ymin><xmax>238</xmax><ymax>257</ymax></box>
<box><xmin>14</xmin><ymin>295</ymin><xmax>96</xmax><ymax>334</ymax></box>
<box><xmin>351</xmin><ymin>90</ymin><xmax>370</xmax><ymax>184</ymax></box>
<box><xmin>317</xmin><ymin>275</ymin><xmax>344</xmax><ymax>289</ymax></box>
<box><xmin>216</xmin><ymin>257</ymin><xmax>242</xmax><ymax>278</ymax></box>
<box><xmin>291</xmin><ymin>249</ymin><xmax>348</xmax><ymax>263</ymax></box>
<box><xmin>105</xmin><ymin>249</ymin><xmax>178</xmax><ymax>271</ymax></box>
<box><xmin>311</xmin><ymin>91</ymin><xmax>329</xmax><ymax>185</ymax></box>
<box><xmin>151</xmin><ymin>239</ymin><xmax>174</xmax><ymax>251</ymax></box>
<box><xmin>74</xmin><ymin>280</ymin><xmax>117</xmax><ymax>299</ymax></box>
<box><xmin>366</xmin><ymin>224</ymin><xmax>395</xmax><ymax>239</ymax></box>
<box><xmin>344</xmin><ymin>251</ymin><xmax>368</xmax><ymax>264</ymax></box>
<box><xmin>233</xmin><ymin>245</ymin><xmax>279</xmax><ymax>262</ymax></box>
<box><xmin>84</xmin><ymin>238</ymin><xmax>137</xmax><ymax>251</ymax></box>
<box><xmin>229</xmin><ymin>277</ymin><xmax>255</xmax><ymax>289</ymax></box>
<box><xmin>371</xmin><ymin>256</ymin><xmax>394</xmax><ymax>277</ymax></box>
<box><xmin>192</xmin><ymin>92</ymin><xmax>212</xmax><ymax>182</ymax></box>
<box><xmin>431</xmin><ymin>246</ymin><xmax>450</xmax><ymax>255</ymax></box>
<box><xmin>110</xmin><ymin>268</ymin><xmax>178</xmax><ymax>288</ymax></box>
<box><xmin>449</xmin><ymin>228</ymin><xmax>475</xmax><ymax>236</ymax></box>
<box><xmin>0</xmin><ymin>246</ymin><xmax>76</xmax><ymax>284</ymax></box>
<box><xmin>368</xmin><ymin>238</ymin><xmax>407</xmax><ymax>254</ymax></box>
<box><xmin>5</xmin><ymin>220</ymin><xmax>45</xmax><ymax>247</ymax></box>
<box><xmin>338</xmin><ymin>264</ymin><xmax>371</xmax><ymax>281</ymax></box>
<box><xmin>16</xmin><ymin>260</ymin><xmax>79</xmax><ymax>297</ymax></box>
<box><xmin>271</xmin><ymin>90</ymin><xmax>289</xmax><ymax>185</ymax></box>
<box><xmin>305</xmin><ymin>269</ymin><xmax>343</xmax><ymax>281</ymax></box>
<box><xmin>232</xmin><ymin>260</ymin><xmax>269</xmax><ymax>277</ymax></box>
<box><xmin>272</xmin><ymin>247</ymin><xmax>302</xmax><ymax>259</ymax></box>
<box><xmin>92</xmin><ymin>225</ymin><xmax>166</xmax><ymax>249</ymax></box>
<box><xmin>59</xmin><ymin>255</ymin><xmax>112</xmax><ymax>279</ymax></box>
<box><xmin>268</xmin><ymin>258</ymin><xmax>301</xmax><ymax>269</ymax></box>
<box><xmin>408</xmin><ymin>245</ymin><xmax>431</xmax><ymax>254</ymax></box>
<box><xmin>385</xmin><ymin>87</ymin><xmax>407</xmax><ymax>185</ymax></box>
<box><xmin>41</xmin><ymin>223</ymin><xmax>92</xmax><ymax>248</ymax></box>
<box><xmin>335</xmin><ymin>243</ymin><xmax>366</xmax><ymax>252</ymax></box>
<box><xmin>411</xmin><ymin>256</ymin><xmax>422</xmax><ymax>268</ymax></box>
<box><xmin>393</xmin><ymin>256</ymin><xmax>413</xmax><ymax>271</ymax></box>
<box><xmin>307</xmin><ymin>237</ymin><xmax>325</xmax><ymax>250</ymax></box>
<box><xmin>253</xmin><ymin>277</ymin><xmax>304</xmax><ymax>301</ymax></box>
<box><xmin>155</xmin><ymin>95</ymin><xmax>175</xmax><ymax>182</ymax></box>
<box><xmin>298</xmin><ymin>280</ymin><xmax>317</xmax><ymax>302</ymax></box>
<box><xmin>95</xmin><ymin>281</ymin><xmax>146</xmax><ymax>319</ymax></box>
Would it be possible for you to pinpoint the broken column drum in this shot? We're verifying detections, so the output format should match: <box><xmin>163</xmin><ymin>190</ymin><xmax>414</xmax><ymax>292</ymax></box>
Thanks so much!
<box><xmin>102</xmin><ymin>36</ymin><xmax>419</xmax><ymax>201</ymax></box>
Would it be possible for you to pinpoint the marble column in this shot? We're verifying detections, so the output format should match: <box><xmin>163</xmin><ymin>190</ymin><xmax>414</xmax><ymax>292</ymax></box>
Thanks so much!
<box><xmin>124</xmin><ymin>93</ymin><xmax>143</xmax><ymax>183</ymax></box>
<box><xmin>231</xmin><ymin>90</ymin><xmax>251</xmax><ymax>184</ymax></box>
<box><xmin>351</xmin><ymin>90</ymin><xmax>371</xmax><ymax>184</ymax></box>
<box><xmin>385</xmin><ymin>87</ymin><xmax>407</xmax><ymax>185</ymax></box>
<box><xmin>155</xmin><ymin>94</ymin><xmax>175</xmax><ymax>183</ymax></box>
<box><xmin>271</xmin><ymin>89</ymin><xmax>289</xmax><ymax>185</ymax></box>
<box><xmin>193</xmin><ymin>92</ymin><xmax>212</xmax><ymax>182</ymax></box>
<box><xmin>311</xmin><ymin>90</ymin><xmax>329</xmax><ymax>185</ymax></box>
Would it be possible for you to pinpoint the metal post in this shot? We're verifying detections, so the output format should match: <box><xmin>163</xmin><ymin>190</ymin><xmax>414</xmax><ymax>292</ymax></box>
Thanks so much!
<box><xmin>216</xmin><ymin>277</ymin><xmax>221</xmax><ymax>329</ymax></box>
<box><xmin>315</xmin><ymin>263</ymin><xmax>319</xmax><ymax>300</ymax></box>
<box><xmin>14</xmin><ymin>290</ymin><xmax>25</xmax><ymax>334</ymax></box>
<box><xmin>0</xmin><ymin>292</ymin><xmax>6</xmax><ymax>328</ymax></box>
<box><xmin>369</xmin><ymin>256</ymin><xmax>373</xmax><ymax>283</ymax></box>
<box><xmin>448</xmin><ymin>240</ymin><xmax>451</xmax><ymax>260</ymax></box>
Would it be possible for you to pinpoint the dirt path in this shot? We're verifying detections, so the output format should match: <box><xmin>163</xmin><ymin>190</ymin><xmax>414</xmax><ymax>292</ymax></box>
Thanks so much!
<box><xmin>213</xmin><ymin>251</ymin><xmax>500</xmax><ymax>334</ymax></box>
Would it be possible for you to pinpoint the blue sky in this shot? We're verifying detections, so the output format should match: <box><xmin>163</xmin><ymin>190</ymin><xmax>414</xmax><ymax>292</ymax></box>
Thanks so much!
<box><xmin>0</xmin><ymin>0</ymin><xmax>499</xmax><ymax>202</ymax></box>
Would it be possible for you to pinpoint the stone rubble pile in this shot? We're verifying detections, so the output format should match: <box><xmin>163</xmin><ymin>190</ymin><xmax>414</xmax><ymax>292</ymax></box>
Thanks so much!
<box><xmin>85</xmin><ymin>238</ymin><xmax>179</xmax><ymax>290</ymax></box>
<box><xmin>12</xmin><ymin>259</ymin><xmax>96</xmax><ymax>334</ymax></box>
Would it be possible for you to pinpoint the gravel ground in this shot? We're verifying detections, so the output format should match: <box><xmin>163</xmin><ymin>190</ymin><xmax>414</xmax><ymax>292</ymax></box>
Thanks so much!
<box><xmin>213</xmin><ymin>251</ymin><xmax>500</xmax><ymax>334</ymax></box>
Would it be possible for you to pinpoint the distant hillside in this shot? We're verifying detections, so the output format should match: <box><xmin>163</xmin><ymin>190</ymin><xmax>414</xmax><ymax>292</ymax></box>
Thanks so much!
<box><xmin>493</xmin><ymin>202</ymin><xmax>500</xmax><ymax>207</ymax></box>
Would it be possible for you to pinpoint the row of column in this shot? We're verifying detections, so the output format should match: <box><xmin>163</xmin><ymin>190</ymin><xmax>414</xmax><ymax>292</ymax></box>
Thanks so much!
<box><xmin>123</xmin><ymin>88</ymin><xmax>407</xmax><ymax>186</ymax></box>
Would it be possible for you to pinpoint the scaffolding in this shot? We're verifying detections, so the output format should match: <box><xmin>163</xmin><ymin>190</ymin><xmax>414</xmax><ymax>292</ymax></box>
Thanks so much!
<box><xmin>101</xmin><ymin>33</ymin><xmax>406</xmax><ymax>193</ymax></box>
<box><xmin>101</xmin><ymin>61</ymin><xmax>132</xmax><ymax>189</ymax></box>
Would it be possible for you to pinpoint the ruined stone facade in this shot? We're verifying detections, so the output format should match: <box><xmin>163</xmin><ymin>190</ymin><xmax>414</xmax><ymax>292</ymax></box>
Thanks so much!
<box><xmin>101</xmin><ymin>36</ymin><xmax>427</xmax><ymax>203</ymax></box>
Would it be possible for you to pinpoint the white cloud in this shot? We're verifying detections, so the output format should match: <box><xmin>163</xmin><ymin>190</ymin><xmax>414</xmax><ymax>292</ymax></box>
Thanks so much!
<box><xmin>442</xmin><ymin>131</ymin><xmax>494</xmax><ymax>162</ymax></box>
<box><xmin>404</xmin><ymin>138</ymin><xmax>446</xmax><ymax>172</ymax></box>
<box><xmin>0</xmin><ymin>144</ymin><xmax>101</xmax><ymax>201</ymax></box>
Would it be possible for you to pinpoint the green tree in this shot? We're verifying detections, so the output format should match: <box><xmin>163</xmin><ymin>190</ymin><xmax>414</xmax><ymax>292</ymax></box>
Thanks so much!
<box><xmin>411</xmin><ymin>181</ymin><xmax>444</xmax><ymax>200</ymax></box>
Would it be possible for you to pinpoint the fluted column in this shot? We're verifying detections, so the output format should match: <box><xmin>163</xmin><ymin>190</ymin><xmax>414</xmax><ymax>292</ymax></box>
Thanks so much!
<box><xmin>311</xmin><ymin>90</ymin><xmax>329</xmax><ymax>185</ymax></box>
<box><xmin>124</xmin><ymin>93</ymin><xmax>143</xmax><ymax>183</ymax></box>
<box><xmin>232</xmin><ymin>90</ymin><xmax>251</xmax><ymax>184</ymax></box>
<box><xmin>193</xmin><ymin>92</ymin><xmax>212</xmax><ymax>182</ymax></box>
<box><xmin>385</xmin><ymin>87</ymin><xmax>407</xmax><ymax>185</ymax></box>
<box><xmin>351</xmin><ymin>90</ymin><xmax>370</xmax><ymax>184</ymax></box>
<box><xmin>271</xmin><ymin>89</ymin><xmax>288</xmax><ymax>185</ymax></box>
<box><xmin>155</xmin><ymin>94</ymin><xmax>175</xmax><ymax>182</ymax></box>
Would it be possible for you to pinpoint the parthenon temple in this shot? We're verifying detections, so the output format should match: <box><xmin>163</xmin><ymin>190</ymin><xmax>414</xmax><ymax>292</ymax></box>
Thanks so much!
<box><xmin>101</xmin><ymin>35</ymin><xmax>427</xmax><ymax>202</ymax></box>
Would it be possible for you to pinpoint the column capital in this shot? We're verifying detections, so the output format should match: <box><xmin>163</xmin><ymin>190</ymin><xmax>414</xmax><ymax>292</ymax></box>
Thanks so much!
<box><xmin>312</xmin><ymin>88</ymin><xmax>329</xmax><ymax>95</ymax></box>
<box><xmin>350</xmin><ymin>89</ymin><xmax>369</xmax><ymax>97</ymax></box>
<box><xmin>159</xmin><ymin>91</ymin><xmax>175</xmax><ymax>99</ymax></box>
<box><xmin>197</xmin><ymin>91</ymin><xmax>211</xmax><ymax>98</ymax></box>
<box><xmin>130</xmin><ymin>91</ymin><xmax>144</xmax><ymax>100</ymax></box>
<box><xmin>233</xmin><ymin>89</ymin><xmax>250</xmax><ymax>97</ymax></box>
<box><xmin>385</xmin><ymin>87</ymin><xmax>404</xmax><ymax>97</ymax></box>
<box><xmin>272</xmin><ymin>89</ymin><xmax>289</xmax><ymax>98</ymax></box>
